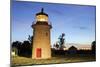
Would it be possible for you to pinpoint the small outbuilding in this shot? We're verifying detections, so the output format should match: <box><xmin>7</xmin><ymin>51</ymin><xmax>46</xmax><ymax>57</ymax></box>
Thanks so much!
<box><xmin>11</xmin><ymin>47</ymin><xmax>18</xmax><ymax>56</ymax></box>
<box><xmin>68</xmin><ymin>46</ymin><xmax>77</xmax><ymax>54</ymax></box>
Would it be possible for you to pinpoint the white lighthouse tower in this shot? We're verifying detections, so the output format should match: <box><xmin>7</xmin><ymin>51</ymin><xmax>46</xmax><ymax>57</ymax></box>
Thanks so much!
<box><xmin>32</xmin><ymin>8</ymin><xmax>52</xmax><ymax>59</ymax></box>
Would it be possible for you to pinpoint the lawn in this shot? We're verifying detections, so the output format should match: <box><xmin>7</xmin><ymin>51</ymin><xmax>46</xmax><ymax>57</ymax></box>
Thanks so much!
<box><xmin>11</xmin><ymin>54</ymin><xmax>95</xmax><ymax>66</ymax></box>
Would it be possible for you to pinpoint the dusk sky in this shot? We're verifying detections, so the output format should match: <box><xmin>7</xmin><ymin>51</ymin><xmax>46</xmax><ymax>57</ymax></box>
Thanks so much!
<box><xmin>12</xmin><ymin>1</ymin><xmax>96</xmax><ymax>46</ymax></box>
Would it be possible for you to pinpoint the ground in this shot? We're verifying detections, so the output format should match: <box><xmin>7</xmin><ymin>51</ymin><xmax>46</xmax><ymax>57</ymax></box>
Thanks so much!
<box><xmin>11</xmin><ymin>54</ymin><xmax>95</xmax><ymax>67</ymax></box>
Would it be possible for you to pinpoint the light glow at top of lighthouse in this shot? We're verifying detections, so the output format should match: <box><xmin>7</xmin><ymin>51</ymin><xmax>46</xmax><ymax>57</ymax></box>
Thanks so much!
<box><xmin>36</xmin><ymin>15</ymin><xmax>48</xmax><ymax>22</ymax></box>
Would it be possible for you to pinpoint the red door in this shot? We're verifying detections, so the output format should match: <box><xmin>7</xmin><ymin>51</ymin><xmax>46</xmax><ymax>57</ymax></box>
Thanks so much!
<box><xmin>36</xmin><ymin>48</ymin><xmax>41</xmax><ymax>58</ymax></box>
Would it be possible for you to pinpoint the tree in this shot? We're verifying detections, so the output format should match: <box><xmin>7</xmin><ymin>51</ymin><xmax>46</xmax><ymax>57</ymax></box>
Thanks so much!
<box><xmin>53</xmin><ymin>43</ymin><xmax>59</xmax><ymax>49</ymax></box>
<box><xmin>11</xmin><ymin>41</ymin><xmax>22</xmax><ymax>56</ymax></box>
<box><xmin>12</xmin><ymin>41</ymin><xmax>22</xmax><ymax>48</ymax></box>
<box><xmin>11</xmin><ymin>35</ymin><xmax>33</xmax><ymax>57</ymax></box>
<box><xmin>28</xmin><ymin>35</ymin><xmax>33</xmax><ymax>44</ymax></box>
<box><xmin>91</xmin><ymin>41</ymin><xmax>96</xmax><ymax>54</ymax></box>
<box><xmin>58</xmin><ymin>33</ymin><xmax>65</xmax><ymax>49</ymax></box>
<box><xmin>20</xmin><ymin>40</ymin><xmax>32</xmax><ymax>57</ymax></box>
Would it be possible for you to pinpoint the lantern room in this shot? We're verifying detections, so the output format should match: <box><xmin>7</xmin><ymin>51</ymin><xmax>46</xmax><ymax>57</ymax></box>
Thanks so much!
<box><xmin>36</xmin><ymin>8</ymin><xmax>48</xmax><ymax>22</ymax></box>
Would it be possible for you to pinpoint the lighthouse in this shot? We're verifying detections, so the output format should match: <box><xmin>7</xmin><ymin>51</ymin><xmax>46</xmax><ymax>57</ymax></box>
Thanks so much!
<box><xmin>32</xmin><ymin>8</ymin><xmax>52</xmax><ymax>59</ymax></box>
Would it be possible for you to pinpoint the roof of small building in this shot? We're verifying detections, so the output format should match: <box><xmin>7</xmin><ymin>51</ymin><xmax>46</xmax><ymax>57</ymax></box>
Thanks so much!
<box><xmin>68</xmin><ymin>46</ymin><xmax>77</xmax><ymax>50</ymax></box>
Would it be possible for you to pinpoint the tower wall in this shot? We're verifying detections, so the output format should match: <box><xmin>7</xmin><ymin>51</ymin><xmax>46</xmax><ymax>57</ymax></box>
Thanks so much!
<box><xmin>32</xmin><ymin>24</ymin><xmax>51</xmax><ymax>59</ymax></box>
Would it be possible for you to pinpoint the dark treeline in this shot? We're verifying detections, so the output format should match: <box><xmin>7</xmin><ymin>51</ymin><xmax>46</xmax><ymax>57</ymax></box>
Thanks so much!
<box><xmin>12</xmin><ymin>35</ymin><xmax>33</xmax><ymax>58</ymax></box>
<box><xmin>52</xmin><ymin>41</ymin><xmax>96</xmax><ymax>56</ymax></box>
<box><xmin>52</xmin><ymin>33</ymin><xmax>96</xmax><ymax>56</ymax></box>
<box><xmin>12</xmin><ymin>40</ymin><xmax>96</xmax><ymax>57</ymax></box>
<box><xmin>11</xmin><ymin>33</ymin><xmax>96</xmax><ymax>58</ymax></box>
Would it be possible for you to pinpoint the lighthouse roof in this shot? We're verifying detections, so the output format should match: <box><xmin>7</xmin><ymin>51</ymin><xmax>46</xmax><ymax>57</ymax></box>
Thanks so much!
<box><xmin>36</xmin><ymin>8</ymin><xmax>48</xmax><ymax>16</ymax></box>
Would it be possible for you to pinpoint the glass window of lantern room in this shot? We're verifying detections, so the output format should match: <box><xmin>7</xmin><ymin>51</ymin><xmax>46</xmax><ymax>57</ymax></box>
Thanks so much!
<box><xmin>36</xmin><ymin>15</ymin><xmax>48</xmax><ymax>21</ymax></box>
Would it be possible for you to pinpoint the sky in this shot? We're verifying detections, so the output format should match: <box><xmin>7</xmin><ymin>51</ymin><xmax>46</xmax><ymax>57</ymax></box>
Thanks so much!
<box><xmin>11</xmin><ymin>1</ymin><xmax>96</xmax><ymax>46</ymax></box>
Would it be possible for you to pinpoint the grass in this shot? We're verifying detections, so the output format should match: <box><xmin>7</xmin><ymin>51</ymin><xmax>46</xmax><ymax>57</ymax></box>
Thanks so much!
<box><xmin>11</xmin><ymin>54</ymin><xmax>96</xmax><ymax>66</ymax></box>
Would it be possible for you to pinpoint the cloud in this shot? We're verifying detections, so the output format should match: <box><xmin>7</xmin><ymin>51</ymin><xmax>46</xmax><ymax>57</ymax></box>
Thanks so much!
<box><xmin>73</xmin><ymin>26</ymin><xmax>89</xmax><ymax>30</ymax></box>
<box><xmin>79</xmin><ymin>27</ymin><xmax>88</xmax><ymax>30</ymax></box>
